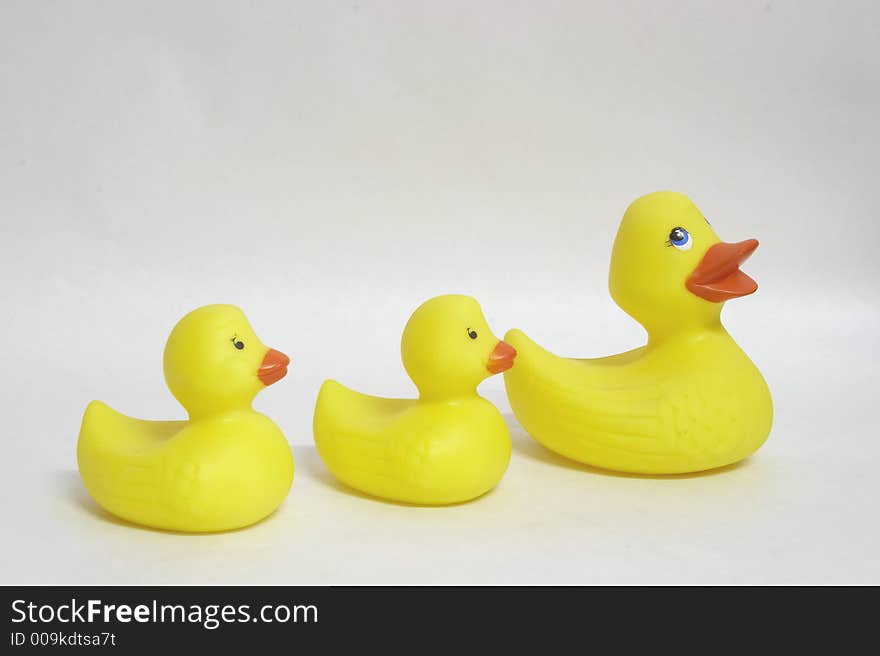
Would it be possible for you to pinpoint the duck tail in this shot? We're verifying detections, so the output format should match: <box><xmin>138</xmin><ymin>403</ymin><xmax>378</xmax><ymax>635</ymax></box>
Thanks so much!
<box><xmin>312</xmin><ymin>379</ymin><xmax>355</xmax><ymax>445</ymax></box>
<box><xmin>77</xmin><ymin>400</ymin><xmax>118</xmax><ymax>457</ymax></box>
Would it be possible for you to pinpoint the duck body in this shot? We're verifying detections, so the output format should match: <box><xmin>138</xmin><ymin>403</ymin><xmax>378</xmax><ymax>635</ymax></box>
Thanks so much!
<box><xmin>78</xmin><ymin>401</ymin><xmax>294</xmax><ymax>531</ymax></box>
<box><xmin>504</xmin><ymin>192</ymin><xmax>773</xmax><ymax>474</ymax></box>
<box><xmin>76</xmin><ymin>304</ymin><xmax>294</xmax><ymax>532</ymax></box>
<box><xmin>312</xmin><ymin>295</ymin><xmax>517</xmax><ymax>505</ymax></box>
<box><xmin>505</xmin><ymin>326</ymin><xmax>772</xmax><ymax>474</ymax></box>
<box><xmin>314</xmin><ymin>380</ymin><xmax>510</xmax><ymax>504</ymax></box>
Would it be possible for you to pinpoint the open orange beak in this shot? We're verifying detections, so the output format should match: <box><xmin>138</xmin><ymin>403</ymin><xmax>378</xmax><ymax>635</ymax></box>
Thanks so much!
<box><xmin>487</xmin><ymin>340</ymin><xmax>517</xmax><ymax>374</ymax></box>
<box><xmin>686</xmin><ymin>239</ymin><xmax>759</xmax><ymax>303</ymax></box>
<box><xmin>258</xmin><ymin>348</ymin><xmax>290</xmax><ymax>386</ymax></box>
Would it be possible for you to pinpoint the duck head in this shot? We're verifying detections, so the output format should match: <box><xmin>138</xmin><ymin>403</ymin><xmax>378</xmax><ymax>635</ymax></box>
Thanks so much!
<box><xmin>608</xmin><ymin>191</ymin><xmax>759</xmax><ymax>337</ymax></box>
<box><xmin>401</xmin><ymin>295</ymin><xmax>516</xmax><ymax>401</ymax></box>
<box><xmin>163</xmin><ymin>304</ymin><xmax>290</xmax><ymax>418</ymax></box>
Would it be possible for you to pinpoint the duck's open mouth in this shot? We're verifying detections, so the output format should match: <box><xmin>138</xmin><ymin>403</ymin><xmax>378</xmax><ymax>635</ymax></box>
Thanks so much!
<box><xmin>258</xmin><ymin>348</ymin><xmax>290</xmax><ymax>386</ymax></box>
<box><xmin>487</xmin><ymin>340</ymin><xmax>517</xmax><ymax>374</ymax></box>
<box><xmin>686</xmin><ymin>239</ymin><xmax>759</xmax><ymax>303</ymax></box>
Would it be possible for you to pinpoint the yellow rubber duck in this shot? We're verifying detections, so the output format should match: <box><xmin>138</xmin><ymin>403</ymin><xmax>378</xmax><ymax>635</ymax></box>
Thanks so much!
<box><xmin>313</xmin><ymin>294</ymin><xmax>517</xmax><ymax>504</ymax></box>
<box><xmin>77</xmin><ymin>304</ymin><xmax>294</xmax><ymax>532</ymax></box>
<box><xmin>504</xmin><ymin>191</ymin><xmax>773</xmax><ymax>474</ymax></box>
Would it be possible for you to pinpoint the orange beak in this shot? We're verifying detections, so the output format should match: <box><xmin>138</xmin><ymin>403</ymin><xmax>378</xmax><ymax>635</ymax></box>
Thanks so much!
<box><xmin>486</xmin><ymin>340</ymin><xmax>517</xmax><ymax>374</ymax></box>
<box><xmin>686</xmin><ymin>239</ymin><xmax>759</xmax><ymax>303</ymax></box>
<box><xmin>258</xmin><ymin>348</ymin><xmax>290</xmax><ymax>386</ymax></box>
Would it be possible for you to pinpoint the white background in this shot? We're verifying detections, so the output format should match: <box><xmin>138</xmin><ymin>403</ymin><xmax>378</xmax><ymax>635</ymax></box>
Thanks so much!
<box><xmin>1</xmin><ymin>1</ymin><xmax>878</xmax><ymax>584</ymax></box>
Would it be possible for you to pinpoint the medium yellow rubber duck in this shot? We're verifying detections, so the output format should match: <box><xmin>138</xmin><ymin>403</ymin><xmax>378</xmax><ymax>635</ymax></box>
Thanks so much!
<box><xmin>504</xmin><ymin>191</ymin><xmax>773</xmax><ymax>474</ymax></box>
<box><xmin>313</xmin><ymin>294</ymin><xmax>517</xmax><ymax>504</ymax></box>
<box><xmin>77</xmin><ymin>304</ymin><xmax>294</xmax><ymax>532</ymax></box>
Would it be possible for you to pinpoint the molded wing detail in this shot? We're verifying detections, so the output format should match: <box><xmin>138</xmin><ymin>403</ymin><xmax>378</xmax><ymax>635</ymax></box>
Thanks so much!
<box><xmin>504</xmin><ymin>329</ymin><xmax>772</xmax><ymax>474</ymax></box>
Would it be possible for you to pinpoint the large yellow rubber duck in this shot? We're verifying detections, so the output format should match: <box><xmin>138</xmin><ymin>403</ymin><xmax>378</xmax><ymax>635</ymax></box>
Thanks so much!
<box><xmin>77</xmin><ymin>304</ymin><xmax>294</xmax><ymax>532</ymax></box>
<box><xmin>504</xmin><ymin>191</ymin><xmax>773</xmax><ymax>474</ymax></box>
<box><xmin>313</xmin><ymin>294</ymin><xmax>517</xmax><ymax>504</ymax></box>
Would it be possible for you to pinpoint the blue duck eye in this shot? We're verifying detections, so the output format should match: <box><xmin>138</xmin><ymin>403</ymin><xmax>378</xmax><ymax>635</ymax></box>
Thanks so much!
<box><xmin>668</xmin><ymin>227</ymin><xmax>692</xmax><ymax>251</ymax></box>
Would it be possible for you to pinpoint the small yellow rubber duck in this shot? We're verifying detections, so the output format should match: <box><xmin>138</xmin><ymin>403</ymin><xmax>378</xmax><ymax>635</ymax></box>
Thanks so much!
<box><xmin>77</xmin><ymin>304</ymin><xmax>294</xmax><ymax>532</ymax></box>
<box><xmin>504</xmin><ymin>191</ymin><xmax>773</xmax><ymax>474</ymax></box>
<box><xmin>313</xmin><ymin>294</ymin><xmax>517</xmax><ymax>504</ymax></box>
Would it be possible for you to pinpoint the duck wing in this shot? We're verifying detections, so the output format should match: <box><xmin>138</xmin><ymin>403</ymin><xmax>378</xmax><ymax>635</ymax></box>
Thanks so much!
<box><xmin>504</xmin><ymin>329</ymin><xmax>771</xmax><ymax>473</ymax></box>
<box><xmin>313</xmin><ymin>379</ymin><xmax>422</xmax><ymax>495</ymax></box>
<box><xmin>77</xmin><ymin>400</ymin><xmax>193</xmax><ymax>523</ymax></box>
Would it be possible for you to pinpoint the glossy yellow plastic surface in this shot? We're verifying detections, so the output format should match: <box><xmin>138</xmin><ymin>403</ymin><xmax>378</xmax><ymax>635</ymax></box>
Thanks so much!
<box><xmin>313</xmin><ymin>294</ymin><xmax>516</xmax><ymax>504</ymax></box>
<box><xmin>504</xmin><ymin>191</ymin><xmax>773</xmax><ymax>474</ymax></box>
<box><xmin>77</xmin><ymin>304</ymin><xmax>294</xmax><ymax>532</ymax></box>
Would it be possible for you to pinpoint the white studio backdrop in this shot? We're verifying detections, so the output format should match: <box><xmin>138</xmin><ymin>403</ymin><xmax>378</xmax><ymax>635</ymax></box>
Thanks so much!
<box><xmin>1</xmin><ymin>1</ymin><xmax>878</xmax><ymax>583</ymax></box>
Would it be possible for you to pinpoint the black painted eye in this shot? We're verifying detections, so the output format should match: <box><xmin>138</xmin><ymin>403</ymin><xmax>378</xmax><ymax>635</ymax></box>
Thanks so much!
<box><xmin>232</xmin><ymin>338</ymin><xmax>245</xmax><ymax>350</ymax></box>
<box><xmin>467</xmin><ymin>328</ymin><xmax>478</xmax><ymax>340</ymax></box>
